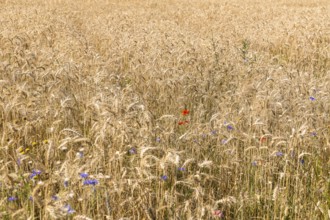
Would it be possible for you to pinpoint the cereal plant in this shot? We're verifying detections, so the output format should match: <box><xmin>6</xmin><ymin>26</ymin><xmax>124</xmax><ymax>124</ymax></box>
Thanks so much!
<box><xmin>0</xmin><ymin>0</ymin><xmax>329</xmax><ymax>219</ymax></box>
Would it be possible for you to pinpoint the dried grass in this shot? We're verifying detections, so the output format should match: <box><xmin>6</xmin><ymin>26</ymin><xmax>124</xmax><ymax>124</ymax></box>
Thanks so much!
<box><xmin>0</xmin><ymin>0</ymin><xmax>329</xmax><ymax>219</ymax></box>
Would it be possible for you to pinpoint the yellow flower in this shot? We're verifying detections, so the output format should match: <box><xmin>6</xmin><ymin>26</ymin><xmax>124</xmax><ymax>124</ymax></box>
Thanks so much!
<box><xmin>17</xmin><ymin>146</ymin><xmax>30</xmax><ymax>155</ymax></box>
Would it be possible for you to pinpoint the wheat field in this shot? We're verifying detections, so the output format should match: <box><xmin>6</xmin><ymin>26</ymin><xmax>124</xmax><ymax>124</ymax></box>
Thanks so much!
<box><xmin>0</xmin><ymin>0</ymin><xmax>329</xmax><ymax>219</ymax></box>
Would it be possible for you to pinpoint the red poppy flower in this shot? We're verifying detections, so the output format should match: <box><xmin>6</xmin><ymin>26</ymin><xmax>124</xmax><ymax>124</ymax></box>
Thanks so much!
<box><xmin>214</xmin><ymin>210</ymin><xmax>224</xmax><ymax>218</ymax></box>
<box><xmin>260</xmin><ymin>137</ymin><xmax>267</xmax><ymax>143</ymax></box>
<box><xmin>178</xmin><ymin>120</ymin><xmax>189</xmax><ymax>125</ymax></box>
<box><xmin>182</xmin><ymin>109</ymin><xmax>190</xmax><ymax>116</ymax></box>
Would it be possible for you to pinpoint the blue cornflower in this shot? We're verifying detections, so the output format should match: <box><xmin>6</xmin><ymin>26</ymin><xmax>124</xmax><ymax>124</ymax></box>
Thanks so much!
<box><xmin>79</xmin><ymin>173</ymin><xmax>89</xmax><ymax>179</ymax></box>
<box><xmin>128</xmin><ymin>147</ymin><xmax>137</xmax><ymax>155</ymax></box>
<box><xmin>78</xmin><ymin>152</ymin><xmax>84</xmax><ymax>158</ymax></box>
<box><xmin>29</xmin><ymin>169</ymin><xmax>42</xmax><ymax>179</ymax></box>
<box><xmin>276</xmin><ymin>152</ymin><xmax>284</xmax><ymax>157</ymax></box>
<box><xmin>227</xmin><ymin>125</ymin><xmax>234</xmax><ymax>131</ymax></box>
<box><xmin>311</xmin><ymin>132</ymin><xmax>317</xmax><ymax>137</ymax></box>
<box><xmin>252</xmin><ymin>161</ymin><xmax>257</xmax><ymax>166</ymax></box>
<box><xmin>309</xmin><ymin>96</ymin><xmax>316</xmax><ymax>101</ymax></box>
<box><xmin>29</xmin><ymin>196</ymin><xmax>33</xmax><ymax>201</ymax></box>
<box><xmin>64</xmin><ymin>204</ymin><xmax>75</xmax><ymax>214</ymax></box>
<box><xmin>300</xmin><ymin>158</ymin><xmax>305</xmax><ymax>164</ymax></box>
<box><xmin>64</xmin><ymin>180</ymin><xmax>69</xmax><ymax>187</ymax></box>
<box><xmin>51</xmin><ymin>195</ymin><xmax>59</xmax><ymax>201</ymax></box>
<box><xmin>8</xmin><ymin>196</ymin><xmax>17</xmax><ymax>202</ymax></box>
<box><xmin>156</xmin><ymin>137</ymin><xmax>161</xmax><ymax>142</ymax></box>
<box><xmin>178</xmin><ymin>167</ymin><xmax>185</xmax><ymax>171</ymax></box>
<box><xmin>161</xmin><ymin>175</ymin><xmax>168</xmax><ymax>181</ymax></box>
<box><xmin>83</xmin><ymin>179</ymin><xmax>98</xmax><ymax>186</ymax></box>
<box><xmin>211</xmin><ymin>130</ymin><xmax>217</xmax><ymax>136</ymax></box>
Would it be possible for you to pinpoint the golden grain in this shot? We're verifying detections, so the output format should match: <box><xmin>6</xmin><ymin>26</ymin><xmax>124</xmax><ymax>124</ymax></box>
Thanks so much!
<box><xmin>0</xmin><ymin>0</ymin><xmax>329</xmax><ymax>219</ymax></box>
